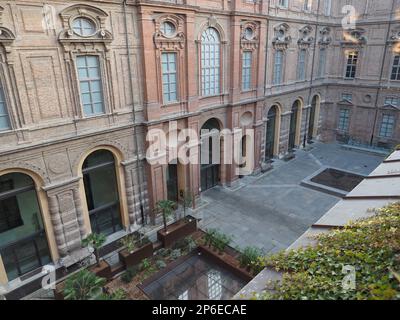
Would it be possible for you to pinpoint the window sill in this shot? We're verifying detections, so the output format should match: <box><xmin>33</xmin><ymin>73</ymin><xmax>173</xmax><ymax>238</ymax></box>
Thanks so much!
<box><xmin>161</xmin><ymin>101</ymin><xmax>180</xmax><ymax>108</ymax></box>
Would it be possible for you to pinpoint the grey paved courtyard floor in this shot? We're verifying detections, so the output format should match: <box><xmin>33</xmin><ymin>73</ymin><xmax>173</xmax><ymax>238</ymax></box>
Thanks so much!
<box><xmin>191</xmin><ymin>142</ymin><xmax>385</xmax><ymax>255</ymax></box>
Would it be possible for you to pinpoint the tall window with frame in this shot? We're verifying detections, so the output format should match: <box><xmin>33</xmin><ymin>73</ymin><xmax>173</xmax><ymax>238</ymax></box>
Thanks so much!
<box><xmin>278</xmin><ymin>0</ymin><xmax>288</xmax><ymax>8</ymax></box>
<box><xmin>338</xmin><ymin>108</ymin><xmax>350</xmax><ymax>132</ymax></box>
<box><xmin>318</xmin><ymin>48</ymin><xmax>326</xmax><ymax>78</ymax></box>
<box><xmin>297</xmin><ymin>49</ymin><xmax>307</xmax><ymax>81</ymax></box>
<box><xmin>303</xmin><ymin>0</ymin><xmax>312</xmax><ymax>11</ymax></box>
<box><xmin>379</xmin><ymin>114</ymin><xmax>395</xmax><ymax>138</ymax></box>
<box><xmin>391</xmin><ymin>55</ymin><xmax>400</xmax><ymax>81</ymax></box>
<box><xmin>0</xmin><ymin>83</ymin><xmax>11</xmax><ymax>132</ymax></box>
<box><xmin>344</xmin><ymin>51</ymin><xmax>358</xmax><ymax>79</ymax></box>
<box><xmin>242</xmin><ymin>51</ymin><xmax>252</xmax><ymax>91</ymax></box>
<box><xmin>324</xmin><ymin>0</ymin><xmax>331</xmax><ymax>16</ymax></box>
<box><xmin>201</xmin><ymin>28</ymin><xmax>221</xmax><ymax>96</ymax></box>
<box><xmin>273</xmin><ymin>50</ymin><xmax>283</xmax><ymax>85</ymax></box>
<box><xmin>161</xmin><ymin>52</ymin><xmax>178</xmax><ymax>104</ymax></box>
<box><xmin>76</xmin><ymin>55</ymin><xmax>105</xmax><ymax>116</ymax></box>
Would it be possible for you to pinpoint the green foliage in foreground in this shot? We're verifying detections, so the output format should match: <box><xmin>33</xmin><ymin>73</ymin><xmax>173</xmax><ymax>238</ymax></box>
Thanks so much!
<box><xmin>63</xmin><ymin>269</ymin><xmax>106</xmax><ymax>300</ymax></box>
<box><xmin>255</xmin><ymin>202</ymin><xmax>400</xmax><ymax>300</ymax></box>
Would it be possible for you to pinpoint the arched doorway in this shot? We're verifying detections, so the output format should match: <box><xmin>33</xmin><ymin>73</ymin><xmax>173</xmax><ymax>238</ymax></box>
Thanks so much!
<box><xmin>289</xmin><ymin>100</ymin><xmax>300</xmax><ymax>150</ymax></box>
<box><xmin>82</xmin><ymin>150</ymin><xmax>122</xmax><ymax>236</ymax></box>
<box><xmin>308</xmin><ymin>95</ymin><xmax>319</xmax><ymax>142</ymax></box>
<box><xmin>0</xmin><ymin>173</ymin><xmax>51</xmax><ymax>281</ymax></box>
<box><xmin>166</xmin><ymin>162</ymin><xmax>179</xmax><ymax>202</ymax></box>
<box><xmin>265</xmin><ymin>106</ymin><xmax>278</xmax><ymax>160</ymax></box>
<box><xmin>200</xmin><ymin>118</ymin><xmax>221</xmax><ymax>192</ymax></box>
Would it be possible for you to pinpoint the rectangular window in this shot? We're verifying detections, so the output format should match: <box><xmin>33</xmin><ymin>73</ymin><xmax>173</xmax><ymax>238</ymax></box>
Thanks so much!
<box><xmin>161</xmin><ymin>52</ymin><xmax>178</xmax><ymax>103</ymax></box>
<box><xmin>341</xmin><ymin>93</ymin><xmax>353</xmax><ymax>102</ymax></box>
<box><xmin>273</xmin><ymin>51</ymin><xmax>283</xmax><ymax>85</ymax></box>
<box><xmin>77</xmin><ymin>56</ymin><xmax>105</xmax><ymax>116</ymax></box>
<box><xmin>297</xmin><ymin>49</ymin><xmax>307</xmax><ymax>81</ymax></box>
<box><xmin>303</xmin><ymin>0</ymin><xmax>312</xmax><ymax>11</ymax></box>
<box><xmin>379</xmin><ymin>114</ymin><xmax>395</xmax><ymax>138</ymax></box>
<box><xmin>324</xmin><ymin>0</ymin><xmax>331</xmax><ymax>16</ymax></box>
<box><xmin>242</xmin><ymin>51</ymin><xmax>252</xmax><ymax>91</ymax></box>
<box><xmin>318</xmin><ymin>48</ymin><xmax>326</xmax><ymax>78</ymax></box>
<box><xmin>391</xmin><ymin>55</ymin><xmax>400</xmax><ymax>81</ymax></box>
<box><xmin>345</xmin><ymin>51</ymin><xmax>358</xmax><ymax>79</ymax></box>
<box><xmin>338</xmin><ymin>108</ymin><xmax>350</xmax><ymax>132</ymax></box>
<box><xmin>0</xmin><ymin>84</ymin><xmax>11</xmax><ymax>131</ymax></box>
<box><xmin>278</xmin><ymin>0</ymin><xmax>288</xmax><ymax>8</ymax></box>
<box><xmin>384</xmin><ymin>96</ymin><xmax>399</xmax><ymax>107</ymax></box>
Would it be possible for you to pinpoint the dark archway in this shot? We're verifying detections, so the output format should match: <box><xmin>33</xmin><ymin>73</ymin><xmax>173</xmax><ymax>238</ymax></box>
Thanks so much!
<box><xmin>265</xmin><ymin>106</ymin><xmax>278</xmax><ymax>160</ymax></box>
<box><xmin>289</xmin><ymin>101</ymin><xmax>300</xmax><ymax>150</ymax></box>
<box><xmin>200</xmin><ymin>118</ymin><xmax>221</xmax><ymax>192</ymax></box>
<box><xmin>0</xmin><ymin>173</ymin><xmax>51</xmax><ymax>281</ymax></box>
<box><xmin>82</xmin><ymin>150</ymin><xmax>122</xmax><ymax>236</ymax></box>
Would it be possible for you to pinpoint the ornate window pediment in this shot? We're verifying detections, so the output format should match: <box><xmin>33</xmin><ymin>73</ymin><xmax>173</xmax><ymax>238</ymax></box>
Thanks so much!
<box><xmin>341</xmin><ymin>28</ymin><xmax>367</xmax><ymax>47</ymax></box>
<box><xmin>240</xmin><ymin>22</ymin><xmax>259</xmax><ymax>50</ymax></box>
<box><xmin>0</xmin><ymin>6</ymin><xmax>15</xmax><ymax>54</ymax></box>
<box><xmin>272</xmin><ymin>23</ymin><xmax>291</xmax><ymax>50</ymax></box>
<box><xmin>298</xmin><ymin>25</ymin><xmax>314</xmax><ymax>49</ymax></box>
<box><xmin>154</xmin><ymin>14</ymin><xmax>185</xmax><ymax>50</ymax></box>
<box><xmin>318</xmin><ymin>26</ymin><xmax>332</xmax><ymax>47</ymax></box>
<box><xmin>58</xmin><ymin>4</ymin><xmax>113</xmax><ymax>50</ymax></box>
<box><xmin>388</xmin><ymin>25</ymin><xmax>400</xmax><ymax>52</ymax></box>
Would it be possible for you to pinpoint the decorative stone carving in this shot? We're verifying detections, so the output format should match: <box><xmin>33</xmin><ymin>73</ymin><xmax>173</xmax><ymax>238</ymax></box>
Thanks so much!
<box><xmin>240</xmin><ymin>21</ymin><xmax>259</xmax><ymax>50</ymax></box>
<box><xmin>318</xmin><ymin>26</ymin><xmax>332</xmax><ymax>47</ymax></box>
<box><xmin>154</xmin><ymin>14</ymin><xmax>185</xmax><ymax>50</ymax></box>
<box><xmin>341</xmin><ymin>28</ymin><xmax>367</xmax><ymax>47</ymax></box>
<box><xmin>298</xmin><ymin>25</ymin><xmax>314</xmax><ymax>49</ymax></box>
<box><xmin>58</xmin><ymin>4</ymin><xmax>113</xmax><ymax>51</ymax></box>
<box><xmin>272</xmin><ymin>23</ymin><xmax>291</xmax><ymax>50</ymax></box>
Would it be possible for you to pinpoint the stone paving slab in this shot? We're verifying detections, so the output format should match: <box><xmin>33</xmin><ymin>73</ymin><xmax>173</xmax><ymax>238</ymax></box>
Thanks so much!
<box><xmin>192</xmin><ymin>142</ymin><xmax>384</xmax><ymax>255</ymax></box>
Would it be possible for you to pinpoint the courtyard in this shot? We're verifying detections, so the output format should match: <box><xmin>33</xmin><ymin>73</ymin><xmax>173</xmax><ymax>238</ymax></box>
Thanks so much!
<box><xmin>192</xmin><ymin>142</ymin><xmax>385</xmax><ymax>255</ymax></box>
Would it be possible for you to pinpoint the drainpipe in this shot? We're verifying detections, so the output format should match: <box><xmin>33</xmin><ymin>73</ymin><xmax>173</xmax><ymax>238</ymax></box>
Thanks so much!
<box><xmin>123</xmin><ymin>0</ymin><xmax>146</xmax><ymax>226</ymax></box>
<box><xmin>369</xmin><ymin>0</ymin><xmax>396</xmax><ymax>146</ymax></box>
<box><xmin>303</xmin><ymin>0</ymin><xmax>321</xmax><ymax>148</ymax></box>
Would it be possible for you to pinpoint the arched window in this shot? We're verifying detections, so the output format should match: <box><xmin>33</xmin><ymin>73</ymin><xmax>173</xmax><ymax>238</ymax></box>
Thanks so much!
<box><xmin>72</xmin><ymin>17</ymin><xmax>97</xmax><ymax>37</ymax></box>
<box><xmin>0</xmin><ymin>173</ymin><xmax>51</xmax><ymax>281</ymax></box>
<box><xmin>201</xmin><ymin>28</ymin><xmax>221</xmax><ymax>96</ymax></box>
<box><xmin>82</xmin><ymin>150</ymin><xmax>122</xmax><ymax>236</ymax></box>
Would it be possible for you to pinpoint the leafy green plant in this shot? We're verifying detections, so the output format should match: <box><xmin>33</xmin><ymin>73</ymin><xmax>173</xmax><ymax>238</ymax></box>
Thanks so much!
<box><xmin>99</xmin><ymin>288</ymin><xmax>127</xmax><ymax>300</ymax></box>
<box><xmin>120</xmin><ymin>235</ymin><xmax>136</xmax><ymax>254</ymax></box>
<box><xmin>140</xmin><ymin>258</ymin><xmax>151</xmax><ymax>271</ymax></box>
<box><xmin>239</xmin><ymin>246</ymin><xmax>264</xmax><ymax>272</ymax></box>
<box><xmin>82</xmin><ymin>233</ymin><xmax>106</xmax><ymax>267</ymax></box>
<box><xmin>155</xmin><ymin>259</ymin><xmax>167</xmax><ymax>269</ymax></box>
<box><xmin>185</xmin><ymin>236</ymin><xmax>197</xmax><ymax>252</ymax></box>
<box><xmin>156</xmin><ymin>200</ymin><xmax>176</xmax><ymax>232</ymax></box>
<box><xmin>121</xmin><ymin>266</ymin><xmax>138</xmax><ymax>283</ymax></box>
<box><xmin>63</xmin><ymin>269</ymin><xmax>106</xmax><ymax>300</ymax></box>
<box><xmin>171</xmin><ymin>249</ymin><xmax>182</xmax><ymax>260</ymax></box>
<box><xmin>256</xmin><ymin>202</ymin><xmax>400</xmax><ymax>300</ymax></box>
<box><xmin>204</xmin><ymin>229</ymin><xmax>217</xmax><ymax>247</ymax></box>
<box><xmin>207</xmin><ymin>229</ymin><xmax>232</xmax><ymax>254</ymax></box>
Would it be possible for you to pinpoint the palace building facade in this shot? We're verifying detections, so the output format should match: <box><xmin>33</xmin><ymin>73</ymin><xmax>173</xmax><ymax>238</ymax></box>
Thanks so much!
<box><xmin>0</xmin><ymin>0</ymin><xmax>399</xmax><ymax>297</ymax></box>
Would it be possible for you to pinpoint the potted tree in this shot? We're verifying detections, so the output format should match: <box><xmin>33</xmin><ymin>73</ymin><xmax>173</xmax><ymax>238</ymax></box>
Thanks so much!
<box><xmin>156</xmin><ymin>199</ymin><xmax>197</xmax><ymax>248</ymax></box>
<box><xmin>181</xmin><ymin>190</ymin><xmax>193</xmax><ymax>220</ymax></box>
<box><xmin>82</xmin><ymin>233</ymin><xmax>111</xmax><ymax>279</ymax></box>
<box><xmin>118</xmin><ymin>234</ymin><xmax>153</xmax><ymax>268</ymax></box>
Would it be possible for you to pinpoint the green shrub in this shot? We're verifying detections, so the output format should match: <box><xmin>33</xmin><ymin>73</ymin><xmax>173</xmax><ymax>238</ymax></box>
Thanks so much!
<box><xmin>204</xmin><ymin>229</ymin><xmax>217</xmax><ymax>247</ymax></box>
<box><xmin>239</xmin><ymin>246</ymin><xmax>264</xmax><ymax>271</ymax></box>
<box><xmin>99</xmin><ymin>288</ymin><xmax>127</xmax><ymax>300</ymax></box>
<box><xmin>171</xmin><ymin>249</ymin><xmax>182</xmax><ymax>260</ymax></box>
<box><xmin>210</xmin><ymin>230</ymin><xmax>233</xmax><ymax>253</ymax></box>
<box><xmin>121</xmin><ymin>266</ymin><xmax>138</xmax><ymax>283</ymax></box>
<box><xmin>155</xmin><ymin>259</ymin><xmax>167</xmax><ymax>269</ymax></box>
<box><xmin>63</xmin><ymin>269</ymin><xmax>106</xmax><ymax>300</ymax></box>
<box><xmin>257</xmin><ymin>202</ymin><xmax>400</xmax><ymax>300</ymax></box>
<box><xmin>185</xmin><ymin>236</ymin><xmax>197</xmax><ymax>251</ymax></box>
<box><xmin>140</xmin><ymin>258</ymin><xmax>151</xmax><ymax>271</ymax></box>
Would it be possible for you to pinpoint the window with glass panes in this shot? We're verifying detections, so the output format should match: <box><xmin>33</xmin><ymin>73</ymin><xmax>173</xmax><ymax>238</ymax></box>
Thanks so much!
<box><xmin>0</xmin><ymin>84</ymin><xmax>10</xmax><ymax>131</ymax></box>
<box><xmin>297</xmin><ymin>49</ymin><xmax>306</xmax><ymax>80</ymax></box>
<box><xmin>242</xmin><ymin>51</ymin><xmax>252</xmax><ymax>90</ymax></box>
<box><xmin>384</xmin><ymin>96</ymin><xmax>399</xmax><ymax>107</ymax></box>
<box><xmin>201</xmin><ymin>28</ymin><xmax>221</xmax><ymax>96</ymax></box>
<box><xmin>391</xmin><ymin>55</ymin><xmax>400</xmax><ymax>81</ymax></box>
<box><xmin>338</xmin><ymin>108</ymin><xmax>350</xmax><ymax>131</ymax></box>
<box><xmin>324</xmin><ymin>0</ymin><xmax>331</xmax><ymax>16</ymax></box>
<box><xmin>161</xmin><ymin>52</ymin><xmax>178</xmax><ymax>103</ymax></box>
<box><xmin>379</xmin><ymin>114</ymin><xmax>395</xmax><ymax>138</ymax></box>
<box><xmin>77</xmin><ymin>56</ymin><xmax>104</xmax><ymax>116</ymax></box>
<box><xmin>318</xmin><ymin>48</ymin><xmax>326</xmax><ymax>78</ymax></box>
<box><xmin>273</xmin><ymin>50</ymin><xmax>283</xmax><ymax>85</ymax></box>
<box><xmin>345</xmin><ymin>51</ymin><xmax>358</xmax><ymax>79</ymax></box>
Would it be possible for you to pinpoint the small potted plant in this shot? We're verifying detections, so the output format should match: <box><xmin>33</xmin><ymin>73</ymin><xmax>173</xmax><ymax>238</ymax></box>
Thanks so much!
<box><xmin>118</xmin><ymin>234</ymin><xmax>153</xmax><ymax>268</ymax></box>
<box><xmin>82</xmin><ymin>233</ymin><xmax>111</xmax><ymax>279</ymax></box>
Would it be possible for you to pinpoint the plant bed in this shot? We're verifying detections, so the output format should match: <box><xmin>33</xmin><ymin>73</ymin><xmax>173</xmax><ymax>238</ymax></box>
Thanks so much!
<box><xmin>119</xmin><ymin>241</ymin><xmax>153</xmax><ymax>268</ymax></box>
<box><xmin>89</xmin><ymin>260</ymin><xmax>112</xmax><ymax>280</ymax></box>
<box><xmin>198</xmin><ymin>245</ymin><xmax>253</xmax><ymax>282</ymax></box>
<box><xmin>157</xmin><ymin>215</ymin><xmax>197</xmax><ymax>248</ymax></box>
